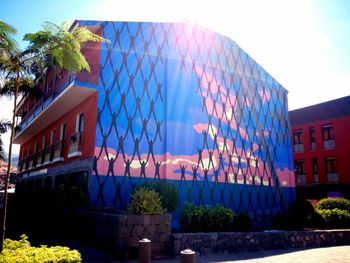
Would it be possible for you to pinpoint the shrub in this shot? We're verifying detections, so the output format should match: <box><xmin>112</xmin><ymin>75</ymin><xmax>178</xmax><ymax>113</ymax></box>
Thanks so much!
<box><xmin>180</xmin><ymin>203</ymin><xmax>235</xmax><ymax>232</ymax></box>
<box><xmin>137</xmin><ymin>181</ymin><xmax>179</xmax><ymax>212</ymax></box>
<box><xmin>127</xmin><ymin>187</ymin><xmax>165</xmax><ymax>215</ymax></box>
<box><xmin>316</xmin><ymin>208</ymin><xmax>350</xmax><ymax>229</ymax></box>
<box><xmin>0</xmin><ymin>234</ymin><xmax>81</xmax><ymax>262</ymax></box>
<box><xmin>315</xmin><ymin>198</ymin><xmax>350</xmax><ymax>213</ymax></box>
<box><xmin>233</xmin><ymin>213</ymin><xmax>253</xmax><ymax>231</ymax></box>
<box><xmin>273</xmin><ymin>200</ymin><xmax>316</xmax><ymax>230</ymax></box>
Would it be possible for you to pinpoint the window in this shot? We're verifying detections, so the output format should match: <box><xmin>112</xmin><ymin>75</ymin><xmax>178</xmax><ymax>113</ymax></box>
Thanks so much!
<box><xmin>34</xmin><ymin>140</ymin><xmax>38</xmax><ymax>153</ymax></box>
<box><xmin>293</xmin><ymin>130</ymin><xmax>303</xmax><ymax>144</ymax></box>
<box><xmin>322</xmin><ymin>125</ymin><xmax>334</xmax><ymax>140</ymax></box>
<box><xmin>295</xmin><ymin>159</ymin><xmax>306</xmax><ymax>184</ymax></box>
<box><xmin>42</xmin><ymin>136</ymin><xmax>46</xmax><ymax>149</ymax></box>
<box><xmin>293</xmin><ymin>130</ymin><xmax>304</xmax><ymax>153</ymax></box>
<box><xmin>77</xmin><ymin>113</ymin><xmax>84</xmax><ymax>133</ymax></box>
<box><xmin>295</xmin><ymin>160</ymin><xmax>305</xmax><ymax>175</ymax></box>
<box><xmin>50</xmin><ymin>130</ymin><xmax>56</xmax><ymax>145</ymax></box>
<box><xmin>325</xmin><ymin>157</ymin><xmax>338</xmax><ymax>182</ymax></box>
<box><xmin>26</xmin><ymin>144</ymin><xmax>30</xmax><ymax>157</ymax></box>
<box><xmin>309</xmin><ymin>128</ymin><xmax>315</xmax><ymax>143</ymax></box>
<box><xmin>325</xmin><ymin>157</ymin><xmax>337</xmax><ymax>173</ymax></box>
<box><xmin>312</xmin><ymin>158</ymin><xmax>318</xmax><ymax>174</ymax></box>
<box><xmin>60</xmin><ymin>123</ymin><xmax>67</xmax><ymax>140</ymax></box>
<box><xmin>322</xmin><ymin>125</ymin><xmax>335</xmax><ymax>149</ymax></box>
<box><xmin>312</xmin><ymin>158</ymin><xmax>319</xmax><ymax>183</ymax></box>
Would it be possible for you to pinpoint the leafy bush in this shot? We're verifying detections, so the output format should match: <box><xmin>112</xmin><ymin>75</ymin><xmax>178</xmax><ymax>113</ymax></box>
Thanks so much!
<box><xmin>0</xmin><ymin>234</ymin><xmax>81</xmax><ymax>262</ymax></box>
<box><xmin>273</xmin><ymin>200</ymin><xmax>316</xmax><ymax>230</ymax></box>
<box><xmin>180</xmin><ymin>203</ymin><xmax>236</xmax><ymax>232</ymax></box>
<box><xmin>316</xmin><ymin>208</ymin><xmax>350</xmax><ymax>229</ymax></box>
<box><xmin>233</xmin><ymin>213</ymin><xmax>253</xmax><ymax>231</ymax></box>
<box><xmin>127</xmin><ymin>187</ymin><xmax>165</xmax><ymax>215</ymax></box>
<box><xmin>138</xmin><ymin>181</ymin><xmax>179</xmax><ymax>212</ymax></box>
<box><xmin>315</xmin><ymin>198</ymin><xmax>350</xmax><ymax>213</ymax></box>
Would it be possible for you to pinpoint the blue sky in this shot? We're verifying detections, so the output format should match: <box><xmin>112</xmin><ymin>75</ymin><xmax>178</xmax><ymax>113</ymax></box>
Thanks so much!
<box><xmin>1</xmin><ymin>0</ymin><xmax>350</xmax><ymax>154</ymax></box>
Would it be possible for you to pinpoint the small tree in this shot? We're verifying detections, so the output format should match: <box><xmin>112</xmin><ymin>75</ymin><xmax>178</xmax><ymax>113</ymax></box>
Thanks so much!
<box><xmin>0</xmin><ymin>20</ymin><xmax>106</xmax><ymax>251</ymax></box>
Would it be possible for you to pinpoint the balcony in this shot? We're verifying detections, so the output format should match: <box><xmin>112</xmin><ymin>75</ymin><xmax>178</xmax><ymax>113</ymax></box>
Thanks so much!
<box><xmin>68</xmin><ymin>132</ymin><xmax>83</xmax><ymax>158</ymax></box>
<box><xmin>44</xmin><ymin>145</ymin><xmax>54</xmax><ymax>165</ymax></box>
<box><xmin>310</xmin><ymin>142</ymin><xmax>316</xmax><ymax>151</ymax></box>
<box><xmin>313</xmin><ymin>174</ymin><xmax>319</xmax><ymax>184</ymax></box>
<box><xmin>28</xmin><ymin>154</ymin><xmax>37</xmax><ymax>169</ymax></box>
<box><xmin>294</xmin><ymin>143</ymin><xmax>304</xmax><ymax>153</ymax></box>
<box><xmin>296</xmin><ymin>174</ymin><xmax>307</xmax><ymax>184</ymax></box>
<box><xmin>13</xmin><ymin>73</ymin><xmax>97</xmax><ymax>144</ymax></box>
<box><xmin>327</xmin><ymin>173</ymin><xmax>339</xmax><ymax>183</ymax></box>
<box><xmin>36</xmin><ymin>150</ymin><xmax>45</xmax><ymax>167</ymax></box>
<box><xmin>52</xmin><ymin>140</ymin><xmax>65</xmax><ymax>162</ymax></box>
<box><xmin>323</xmin><ymin>140</ymin><xmax>335</xmax><ymax>150</ymax></box>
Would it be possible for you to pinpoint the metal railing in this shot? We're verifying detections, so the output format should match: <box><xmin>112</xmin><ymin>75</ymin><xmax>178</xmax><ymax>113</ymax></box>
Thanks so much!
<box><xmin>293</xmin><ymin>143</ymin><xmax>304</xmax><ymax>153</ymax></box>
<box><xmin>53</xmin><ymin>140</ymin><xmax>65</xmax><ymax>161</ymax></box>
<box><xmin>15</xmin><ymin>73</ymin><xmax>75</xmax><ymax>137</ymax></box>
<box><xmin>323</xmin><ymin>140</ymin><xmax>335</xmax><ymax>150</ymax></box>
<box><xmin>296</xmin><ymin>174</ymin><xmax>307</xmax><ymax>184</ymax></box>
<box><xmin>327</xmin><ymin>173</ymin><xmax>339</xmax><ymax>183</ymax></box>
<box><xmin>69</xmin><ymin>132</ymin><xmax>83</xmax><ymax>155</ymax></box>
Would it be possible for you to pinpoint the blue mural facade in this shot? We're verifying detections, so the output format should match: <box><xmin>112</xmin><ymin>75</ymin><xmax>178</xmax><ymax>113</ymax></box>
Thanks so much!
<box><xmin>78</xmin><ymin>20</ymin><xmax>295</xmax><ymax>225</ymax></box>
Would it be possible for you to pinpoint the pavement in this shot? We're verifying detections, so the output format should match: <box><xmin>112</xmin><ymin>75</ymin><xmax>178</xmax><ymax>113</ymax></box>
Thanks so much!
<box><xmin>82</xmin><ymin>245</ymin><xmax>350</xmax><ymax>262</ymax></box>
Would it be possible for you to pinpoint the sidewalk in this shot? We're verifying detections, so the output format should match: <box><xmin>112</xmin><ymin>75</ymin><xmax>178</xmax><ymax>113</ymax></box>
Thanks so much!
<box><xmin>152</xmin><ymin>246</ymin><xmax>350</xmax><ymax>263</ymax></box>
<box><xmin>82</xmin><ymin>245</ymin><xmax>350</xmax><ymax>262</ymax></box>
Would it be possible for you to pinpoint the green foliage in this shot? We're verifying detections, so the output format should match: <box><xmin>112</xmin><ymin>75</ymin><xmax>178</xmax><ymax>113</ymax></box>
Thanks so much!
<box><xmin>315</xmin><ymin>198</ymin><xmax>350</xmax><ymax>213</ymax></box>
<box><xmin>316</xmin><ymin>208</ymin><xmax>350</xmax><ymax>229</ymax></box>
<box><xmin>313</xmin><ymin>198</ymin><xmax>350</xmax><ymax>229</ymax></box>
<box><xmin>138</xmin><ymin>181</ymin><xmax>179</xmax><ymax>212</ymax></box>
<box><xmin>127</xmin><ymin>187</ymin><xmax>165</xmax><ymax>215</ymax></box>
<box><xmin>233</xmin><ymin>213</ymin><xmax>253</xmax><ymax>231</ymax></box>
<box><xmin>23</xmin><ymin>21</ymin><xmax>107</xmax><ymax>74</ymax></box>
<box><xmin>55</xmin><ymin>183</ymin><xmax>87</xmax><ymax>208</ymax></box>
<box><xmin>0</xmin><ymin>234</ymin><xmax>82</xmax><ymax>262</ymax></box>
<box><xmin>273</xmin><ymin>200</ymin><xmax>316</xmax><ymax>230</ymax></box>
<box><xmin>180</xmin><ymin>203</ymin><xmax>239</xmax><ymax>232</ymax></box>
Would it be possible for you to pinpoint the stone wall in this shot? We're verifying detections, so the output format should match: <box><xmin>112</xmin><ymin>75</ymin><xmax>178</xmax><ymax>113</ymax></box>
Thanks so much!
<box><xmin>68</xmin><ymin>210</ymin><xmax>172</xmax><ymax>259</ymax></box>
<box><xmin>173</xmin><ymin>230</ymin><xmax>350</xmax><ymax>255</ymax></box>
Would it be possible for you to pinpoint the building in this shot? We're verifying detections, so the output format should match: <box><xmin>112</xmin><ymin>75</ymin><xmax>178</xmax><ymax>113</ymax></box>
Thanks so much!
<box><xmin>14</xmin><ymin>21</ymin><xmax>295</xmax><ymax>224</ymax></box>
<box><xmin>290</xmin><ymin>96</ymin><xmax>350</xmax><ymax>199</ymax></box>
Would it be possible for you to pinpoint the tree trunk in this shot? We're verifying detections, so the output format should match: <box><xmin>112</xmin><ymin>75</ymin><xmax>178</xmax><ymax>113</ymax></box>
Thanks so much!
<box><xmin>1</xmin><ymin>69</ymin><xmax>19</xmax><ymax>251</ymax></box>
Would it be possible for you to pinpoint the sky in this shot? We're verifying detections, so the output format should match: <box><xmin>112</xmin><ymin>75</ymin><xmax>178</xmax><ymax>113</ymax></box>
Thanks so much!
<box><xmin>0</xmin><ymin>0</ymin><xmax>350</xmax><ymax>157</ymax></box>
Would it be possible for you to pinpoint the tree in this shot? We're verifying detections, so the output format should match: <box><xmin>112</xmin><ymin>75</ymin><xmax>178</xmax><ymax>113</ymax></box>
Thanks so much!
<box><xmin>0</xmin><ymin>20</ymin><xmax>106</xmax><ymax>251</ymax></box>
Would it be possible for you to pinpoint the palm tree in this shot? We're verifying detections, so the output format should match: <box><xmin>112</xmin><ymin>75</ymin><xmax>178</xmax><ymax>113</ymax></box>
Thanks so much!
<box><xmin>0</xmin><ymin>20</ymin><xmax>106</xmax><ymax>250</ymax></box>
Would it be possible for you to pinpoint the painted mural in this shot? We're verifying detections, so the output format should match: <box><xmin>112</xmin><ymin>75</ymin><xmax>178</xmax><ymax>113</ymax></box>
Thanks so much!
<box><xmin>78</xmin><ymin>21</ymin><xmax>295</xmax><ymax>222</ymax></box>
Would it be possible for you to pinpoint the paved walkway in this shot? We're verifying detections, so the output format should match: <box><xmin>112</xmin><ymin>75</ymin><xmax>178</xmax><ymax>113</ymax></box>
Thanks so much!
<box><xmin>152</xmin><ymin>246</ymin><xmax>350</xmax><ymax>263</ymax></box>
<box><xmin>82</xmin><ymin>245</ymin><xmax>350</xmax><ymax>262</ymax></box>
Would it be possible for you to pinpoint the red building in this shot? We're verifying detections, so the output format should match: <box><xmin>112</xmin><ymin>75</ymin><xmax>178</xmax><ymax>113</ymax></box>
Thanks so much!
<box><xmin>290</xmin><ymin>96</ymin><xmax>350</xmax><ymax>199</ymax></box>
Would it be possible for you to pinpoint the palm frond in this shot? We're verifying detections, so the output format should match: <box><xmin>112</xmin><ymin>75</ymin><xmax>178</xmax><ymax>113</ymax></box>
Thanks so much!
<box><xmin>0</xmin><ymin>137</ymin><xmax>6</xmax><ymax>161</ymax></box>
<box><xmin>0</xmin><ymin>120</ymin><xmax>11</xmax><ymax>134</ymax></box>
<box><xmin>0</xmin><ymin>20</ymin><xmax>18</xmax><ymax>50</ymax></box>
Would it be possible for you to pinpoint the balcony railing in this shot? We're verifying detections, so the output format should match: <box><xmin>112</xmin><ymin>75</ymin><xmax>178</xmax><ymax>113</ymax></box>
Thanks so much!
<box><xmin>310</xmin><ymin>142</ymin><xmax>316</xmax><ymax>151</ymax></box>
<box><xmin>15</xmin><ymin>73</ymin><xmax>75</xmax><ymax>137</ymax></box>
<box><xmin>68</xmin><ymin>132</ymin><xmax>83</xmax><ymax>158</ymax></box>
<box><xmin>327</xmin><ymin>173</ymin><xmax>339</xmax><ymax>183</ymax></box>
<box><xmin>44</xmin><ymin>145</ymin><xmax>54</xmax><ymax>164</ymax></box>
<box><xmin>296</xmin><ymin>174</ymin><xmax>307</xmax><ymax>184</ymax></box>
<box><xmin>293</xmin><ymin>143</ymin><xmax>304</xmax><ymax>153</ymax></box>
<box><xmin>53</xmin><ymin>140</ymin><xmax>65</xmax><ymax>162</ymax></box>
<box><xmin>18</xmin><ymin>159</ymin><xmax>24</xmax><ymax>172</ymax></box>
<box><xmin>28</xmin><ymin>153</ymin><xmax>37</xmax><ymax>169</ymax></box>
<box><xmin>323</xmin><ymin>140</ymin><xmax>335</xmax><ymax>150</ymax></box>
<box><xmin>36</xmin><ymin>150</ymin><xmax>45</xmax><ymax>167</ymax></box>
